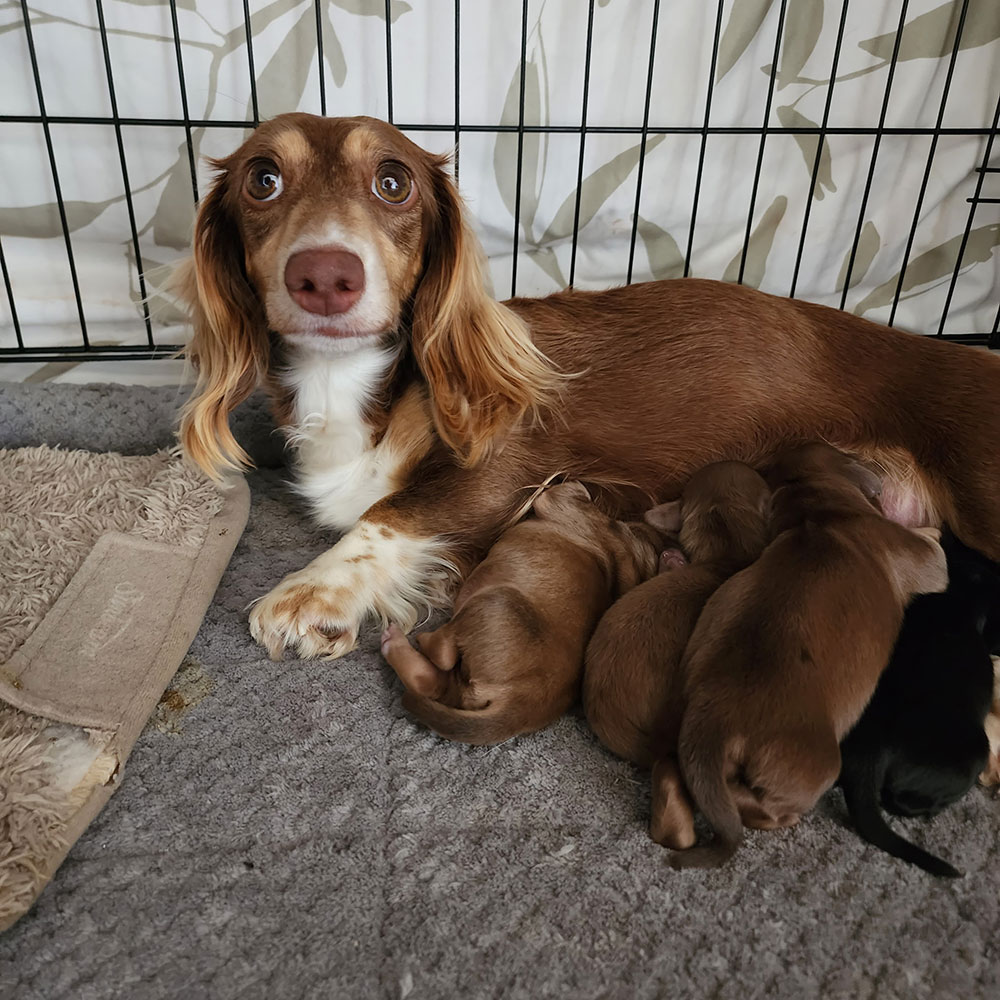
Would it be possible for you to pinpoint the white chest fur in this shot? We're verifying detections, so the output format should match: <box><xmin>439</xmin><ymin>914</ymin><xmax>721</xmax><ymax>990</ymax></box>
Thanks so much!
<box><xmin>281</xmin><ymin>343</ymin><xmax>402</xmax><ymax>532</ymax></box>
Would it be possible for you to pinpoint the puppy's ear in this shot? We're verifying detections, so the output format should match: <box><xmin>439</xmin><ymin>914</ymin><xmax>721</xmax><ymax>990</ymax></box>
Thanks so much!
<box><xmin>843</xmin><ymin>459</ymin><xmax>882</xmax><ymax>500</ymax></box>
<box><xmin>532</xmin><ymin>480</ymin><xmax>592</xmax><ymax>518</ymax></box>
<box><xmin>645</xmin><ymin>500</ymin><xmax>682</xmax><ymax>533</ymax></box>
<box><xmin>887</xmin><ymin>527</ymin><xmax>949</xmax><ymax>598</ymax></box>
<box><xmin>557</xmin><ymin>480</ymin><xmax>592</xmax><ymax>502</ymax></box>
<box><xmin>177</xmin><ymin>163</ymin><xmax>270</xmax><ymax>480</ymax></box>
<box><xmin>410</xmin><ymin>157</ymin><xmax>561</xmax><ymax>466</ymax></box>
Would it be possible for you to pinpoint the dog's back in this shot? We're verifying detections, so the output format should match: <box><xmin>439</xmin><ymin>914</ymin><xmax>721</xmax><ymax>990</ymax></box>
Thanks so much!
<box><xmin>838</xmin><ymin>531</ymin><xmax>998</xmax><ymax>876</ymax></box>
<box><xmin>404</xmin><ymin>520</ymin><xmax>613</xmax><ymax>742</ymax></box>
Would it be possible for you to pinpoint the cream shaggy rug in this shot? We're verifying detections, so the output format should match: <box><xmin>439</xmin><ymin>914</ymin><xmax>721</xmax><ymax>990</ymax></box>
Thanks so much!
<box><xmin>0</xmin><ymin>445</ymin><xmax>248</xmax><ymax>930</ymax></box>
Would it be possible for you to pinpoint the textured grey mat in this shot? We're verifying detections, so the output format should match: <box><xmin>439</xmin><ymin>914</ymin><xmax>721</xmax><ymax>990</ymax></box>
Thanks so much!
<box><xmin>0</xmin><ymin>382</ymin><xmax>998</xmax><ymax>1000</ymax></box>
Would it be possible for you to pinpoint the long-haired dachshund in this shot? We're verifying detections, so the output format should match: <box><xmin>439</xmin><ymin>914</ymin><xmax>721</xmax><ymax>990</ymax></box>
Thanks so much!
<box><xmin>379</xmin><ymin>481</ymin><xmax>663</xmax><ymax>745</ymax></box>
<box><xmin>671</xmin><ymin>444</ymin><xmax>948</xmax><ymax>870</ymax></box>
<box><xmin>176</xmin><ymin>113</ymin><xmax>1000</xmax><ymax>662</ymax></box>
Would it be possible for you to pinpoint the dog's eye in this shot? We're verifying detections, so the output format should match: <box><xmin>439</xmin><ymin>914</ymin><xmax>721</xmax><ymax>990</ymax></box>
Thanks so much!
<box><xmin>246</xmin><ymin>160</ymin><xmax>283</xmax><ymax>202</ymax></box>
<box><xmin>372</xmin><ymin>162</ymin><xmax>413</xmax><ymax>205</ymax></box>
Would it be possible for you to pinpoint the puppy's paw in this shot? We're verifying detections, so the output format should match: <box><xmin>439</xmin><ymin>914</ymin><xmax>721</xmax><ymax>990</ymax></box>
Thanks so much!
<box><xmin>380</xmin><ymin>622</ymin><xmax>408</xmax><ymax>658</ymax></box>
<box><xmin>658</xmin><ymin>548</ymin><xmax>688</xmax><ymax>573</ymax></box>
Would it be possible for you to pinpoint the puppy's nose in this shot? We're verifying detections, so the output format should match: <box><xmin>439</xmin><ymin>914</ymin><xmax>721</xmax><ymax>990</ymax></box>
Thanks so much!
<box><xmin>284</xmin><ymin>248</ymin><xmax>365</xmax><ymax>316</ymax></box>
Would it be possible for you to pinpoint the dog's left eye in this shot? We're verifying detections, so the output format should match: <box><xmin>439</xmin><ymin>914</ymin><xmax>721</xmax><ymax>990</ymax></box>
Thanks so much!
<box><xmin>246</xmin><ymin>160</ymin><xmax>283</xmax><ymax>201</ymax></box>
<box><xmin>372</xmin><ymin>162</ymin><xmax>413</xmax><ymax>205</ymax></box>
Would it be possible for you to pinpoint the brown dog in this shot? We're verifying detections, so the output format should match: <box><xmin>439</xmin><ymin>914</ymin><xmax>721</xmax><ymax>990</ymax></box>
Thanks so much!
<box><xmin>177</xmin><ymin>114</ymin><xmax>1000</xmax><ymax>666</ymax></box>
<box><xmin>671</xmin><ymin>443</ymin><xmax>948</xmax><ymax>869</ymax></box>
<box><xmin>380</xmin><ymin>481</ymin><xmax>664</xmax><ymax>745</ymax></box>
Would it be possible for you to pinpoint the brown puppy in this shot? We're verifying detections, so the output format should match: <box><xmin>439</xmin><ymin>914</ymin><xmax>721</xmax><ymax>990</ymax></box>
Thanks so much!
<box><xmin>584</xmin><ymin>462</ymin><xmax>771</xmax><ymax>851</ymax></box>
<box><xmin>380</xmin><ymin>481</ymin><xmax>663</xmax><ymax>745</ymax></box>
<box><xmin>584</xmin><ymin>462</ymin><xmax>770</xmax><ymax>767</ymax></box>
<box><xmin>671</xmin><ymin>443</ymin><xmax>948</xmax><ymax>869</ymax></box>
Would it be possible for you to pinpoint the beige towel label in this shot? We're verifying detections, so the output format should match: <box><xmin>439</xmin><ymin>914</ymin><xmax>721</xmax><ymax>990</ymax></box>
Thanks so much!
<box><xmin>1</xmin><ymin>532</ymin><xmax>196</xmax><ymax>732</ymax></box>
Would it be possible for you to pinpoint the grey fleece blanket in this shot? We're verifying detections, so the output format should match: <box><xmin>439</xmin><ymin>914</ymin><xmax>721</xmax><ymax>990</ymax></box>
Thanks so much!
<box><xmin>0</xmin><ymin>382</ymin><xmax>998</xmax><ymax>1000</ymax></box>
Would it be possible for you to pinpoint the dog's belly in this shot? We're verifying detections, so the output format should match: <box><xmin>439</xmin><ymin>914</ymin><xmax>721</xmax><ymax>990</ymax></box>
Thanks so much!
<box><xmin>879</xmin><ymin>478</ymin><xmax>937</xmax><ymax>528</ymax></box>
<box><xmin>848</xmin><ymin>444</ymin><xmax>940</xmax><ymax>529</ymax></box>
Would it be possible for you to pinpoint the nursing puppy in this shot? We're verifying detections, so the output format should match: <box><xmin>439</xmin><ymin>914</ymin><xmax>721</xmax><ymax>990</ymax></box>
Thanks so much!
<box><xmin>583</xmin><ymin>462</ymin><xmax>771</xmax><ymax>848</ymax></box>
<box><xmin>583</xmin><ymin>463</ymin><xmax>770</xmax><ymax>847</ymax></box>
<box><xmin>672</xmin><ymin>443</ymin><xmax>948</xmax><ymax>870</ymax></box>
<box><xmin>839</xmin><ymin>530</ymin><xmax>1000</xmax><ymax>877</ymax></box>
<box><xmin>380</xmin><ymin>481</ymin><xmax>663</xmax><ymax>745</ymax></box>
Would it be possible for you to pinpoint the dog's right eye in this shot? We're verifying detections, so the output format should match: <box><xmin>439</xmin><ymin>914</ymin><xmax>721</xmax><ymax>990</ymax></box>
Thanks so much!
<box><xmin>245</xmin><ymin>160</ymin><xmax>283</xmax><ymax>202</ymax></box>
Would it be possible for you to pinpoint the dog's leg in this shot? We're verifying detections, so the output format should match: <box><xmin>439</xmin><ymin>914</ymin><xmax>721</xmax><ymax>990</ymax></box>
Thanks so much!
<box><xmin>249</xmin><ymin>460</ymin><xmax>525</xmax><ymax>660</ymax></box>
<box><xmin>249</xmin><ymin>521</ymin><xmax>455</xmax><ymax>660</ymax></box>
<box><xmin>649</xmin><ymin>756</ymin><xmax>696</xmax><ymax>849</ymax></box>
<box><xmin>380</xmin><ymin>624</ymin><xmax>451</xmax><ymax>698</ymax></box>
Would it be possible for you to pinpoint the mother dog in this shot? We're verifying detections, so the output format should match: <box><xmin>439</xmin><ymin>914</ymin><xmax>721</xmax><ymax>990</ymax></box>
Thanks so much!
<box><xmin>177</xmin><ymin>113</ymin><xmax>1000</xmax><ymax>660</ymax></box>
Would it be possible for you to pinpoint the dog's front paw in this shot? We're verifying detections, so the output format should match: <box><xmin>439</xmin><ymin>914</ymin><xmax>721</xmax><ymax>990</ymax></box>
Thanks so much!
<box><xmin>249</xmin><ymin>573</ymin><xmax>361</xmax><ymax>661</ymax></box>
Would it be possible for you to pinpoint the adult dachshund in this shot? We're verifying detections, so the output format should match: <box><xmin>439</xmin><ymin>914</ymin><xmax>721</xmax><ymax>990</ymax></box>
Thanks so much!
<box><xmin>176</xmin><ymin>112</ymin><xmax>1000</xmax><ymax>661</ymax></box>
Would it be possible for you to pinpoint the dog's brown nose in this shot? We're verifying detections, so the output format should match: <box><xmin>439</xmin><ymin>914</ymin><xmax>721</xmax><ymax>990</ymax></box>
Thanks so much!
<box><xmin>284</xmin><ymin>248</ymin><xmax>365</xmax><ymax>316</ymax></box>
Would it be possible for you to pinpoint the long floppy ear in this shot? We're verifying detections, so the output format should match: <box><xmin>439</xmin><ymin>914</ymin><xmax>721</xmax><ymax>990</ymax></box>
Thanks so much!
<box><xmin>176</xmin><ymin>166</ymin><xmax>270</xmax><ymax>480</ymax></box>
<box><xmin>410</xmin><ymin>157</ymin><xmax>561</xmax><ymax>465</ymax></box>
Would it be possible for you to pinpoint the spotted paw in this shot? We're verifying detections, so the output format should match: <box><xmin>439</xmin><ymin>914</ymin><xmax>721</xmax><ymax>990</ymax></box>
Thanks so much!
<box><xmin>249</xmin><ymin>574</ymin><xmax>363</xmax><ymax>661</ymax></box>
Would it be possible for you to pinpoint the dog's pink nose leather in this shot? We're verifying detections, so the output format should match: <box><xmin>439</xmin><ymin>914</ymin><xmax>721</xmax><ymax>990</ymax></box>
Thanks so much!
<box><xmin>284</xmin><ymin>248</ymin><xmax>365</xmax><ymax>316</ymax></box>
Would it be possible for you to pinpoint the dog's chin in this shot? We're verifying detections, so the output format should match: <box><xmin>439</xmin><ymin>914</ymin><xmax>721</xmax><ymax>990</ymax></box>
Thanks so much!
<box><xmin>281</xmin><ymin>328</ymin><xmax>388</xmax><ymax>356</ymax></box>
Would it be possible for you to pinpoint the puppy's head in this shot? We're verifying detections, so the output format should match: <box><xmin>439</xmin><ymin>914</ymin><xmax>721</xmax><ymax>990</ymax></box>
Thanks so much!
<box><xmin>533</xmin><ymin>482</ymin><xmax>661</xmax><ymax>592</ymax></box>
<box><xmin>179</xmin><ymin>113</ymin><xmax>558</xmax><ymax>478</ymax></box>
<box><xmin>766</xmin><ymin>442</ymin><xmax>882</xmax><ymax>500</ymax></box>
<box><xmin>646</xmin><ymin>461</ymin><xmax>771</xmax><ymax>566</ymax></box>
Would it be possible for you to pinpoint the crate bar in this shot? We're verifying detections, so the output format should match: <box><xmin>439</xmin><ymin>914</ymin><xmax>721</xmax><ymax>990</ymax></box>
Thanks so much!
<box><xmin>936</xmin><ymin>88</ymin><xmax>1000</xmax><ymax>337</ymax></box>
<box><xmin>568</xmin><ymin>0</ymin><xmax>595</xmax><ymax>288</ymax></box>
<box><xmin>737</xmin><ymin>0</ymin><xmax>788</xmax><ymax>285</ymax></box>
<box><xmin>453</xmin><ymin>0</ymin><xmax>461</xmax><ymax>180</ymax></box>
<box><xmin>385</xmin><ymin>0</ymin><xmax>394</xmax><ymax>123</ymax></box>
<box><xmin>168</xmin><ymin>0</ymin><xmax>199</xmax><ymax>203</ymax></box>
<box><xmin>990</xmin><ymin>301</ymin><xmax>1000</xmax><ymax>350</ymax></box>
<box><xmin>0</xmin><ymin>238</ymin><xmax>24</xmax><ymax>350</ymax></box>
<box><xmin>1</xmin><ymin>114</ymin><xmax>997</xmax><ymax>137</ymax></box>
<box><xmin>19</xmin><ymin>0</ymin><xmax>90</xmax><ymax>347</ymax></box>
<box><xmin>838</xmin><ymin>0</ymin><xmax>910</xmax><ymax>310</ymax></box>
<box><xmin>243</xmin><ymin>0</ymin><xmax>260</xmax><ymax>127</ymax></box>
<box><xmin>0</xmin><ymin>346</ymin><xmax>182</xmax><ymax>362</ymax></box>
<box><xmin>625</xmin><ymin>0</ymin><xmax>661</xmax><ymax>285</ymax></box>
<box><xmin>95</xmin><ymin>0</ymin><xmax>154</xmax><ymax>348</ymax></box>
<box><xmin>315</xmin><ymin>0</ymin><xmax>327</xmax><ymax>116</ymax></box>
<box><xmin>684</xmin><ymin>0</ymin><xmax>726</xmax><ymax>278</ymax></box>
<box><xmin>789</xmin><ymin>0</ymin><xmax>850</xmax><ymax>298</ymax></box>
<box><xmin>968</xmin><ymin>197</ymin><xmax>1000</xmax><ymax>204</ymax></box>
<box><xmin>509</xmin><ymin>0</ymin><xmax>530</xmax><ymax>298</ymax></box>
<box><xmin>888</xmin><ymin>0</ymin><xmax>970</xmax><ymax>327</ymax></box>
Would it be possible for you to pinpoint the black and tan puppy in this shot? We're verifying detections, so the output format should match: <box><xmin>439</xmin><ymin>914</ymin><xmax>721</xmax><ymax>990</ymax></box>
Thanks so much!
<box><xmin>582</xmin><ymin>462</ymin><xmax>771</xmax><ymax>849</ymax></box>
<box><xmin>671</xmin><ymin>443</ymin><xmax>948</xmax><ymax>869</ymax></box>
<box><xmin>380</xmin><ymin>481</ymin><xmax>664</xmax><ymax>745</ymax></box>
<box><xmin>839</xmin><ymin>529</ymin><xmax>1000</xmax><ymax>877</ymax></box>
